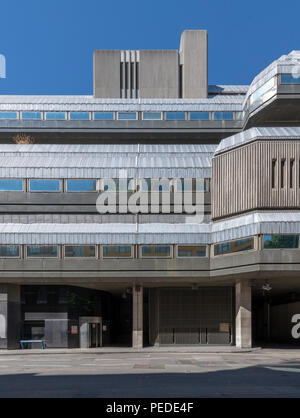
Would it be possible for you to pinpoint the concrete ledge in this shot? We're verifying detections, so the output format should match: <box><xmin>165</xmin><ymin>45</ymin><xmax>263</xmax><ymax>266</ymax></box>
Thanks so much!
<box><xmin>0</xmin><ymin>346</ymin><xmax>262</xmax><ymax>355</ymax></box>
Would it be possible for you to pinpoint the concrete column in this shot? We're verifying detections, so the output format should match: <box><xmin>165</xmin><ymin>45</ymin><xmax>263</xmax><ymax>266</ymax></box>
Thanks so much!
<box><xmin>132</xmin><ymin>285</ymin><xmax>143</xmax><ymax>349</ymax></box>
<box><xmin>0</xmin><ymin>284</ymin><xmax>21</xmax><ymax>350</ymax></box>
<box><xmin>235</xmin><ymin>281</ymin><xmax>252</xmax><ymax>348</ymax></box>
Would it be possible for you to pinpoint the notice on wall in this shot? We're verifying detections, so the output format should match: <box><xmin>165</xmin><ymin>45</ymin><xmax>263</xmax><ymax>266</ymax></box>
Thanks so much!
<box><xmin>219</xmin><ymin>323</ymin><xmax>229</xmax><ymax>332</ymax></box>
<box><xmin>71</xmin><ymin>325</ymin><xmax>78</xmax><ymax>335</ymax></box>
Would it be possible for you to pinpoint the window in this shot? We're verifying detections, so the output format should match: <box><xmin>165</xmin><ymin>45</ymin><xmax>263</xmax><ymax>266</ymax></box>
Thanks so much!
<box><xmin>45</xmin><ymin>112</ymin><xmax>66</xmax><ymax>120</ymax></box>
<box><xmin>26</xmin><ymin>245</ymin><xmax>58</xmax><ymax>258</ymax></box>
<box><xmin>250</xmin><ymin>77</ymin><xmax>275</xmax><ymax>105</ymax></box>
<box><xmin>0</xmin><ymin>179</ymin><xmax>23</xmax><ymax>191</ymax></box>
<box><xmin>103</xmin><ymin>245</ymin><xmax>133</xmax><ymax>258</ymax></box>
<box><xmin>213</xmin><ymin>112</ymin><xmax>234</xmax><ymax>120</ymax></box>
<box><xmin>70</xmin><ymin>112</ymin><xmax>90</xmax><ymax>120</ymax></box>
<box><xmin>214</xmin><ymin>237</ymin><xmax>254</xmax><ymax>256</ymax></box>
<box><xmin>281</xmin><ymin>159</ymin><xmax>286</xmax><ymax>188</ymax></box>
<box><xmin>117</xmin><ymin>112</ymin><xmax>137</xmax><ymax>120</ymax></box>
<box><xmin>94</xmin><ymin>112</ymin><xmax>114</xmax><ymax>120</ymax></box>
<box><xmin>272</xmin><ymin>159</ymin><xmax>276</xmax><ymax>189</ymax></box>
<box><xmin>189</xmin><ymin>112</ymin><xmax>210</xmax><ymax>120</ymax></box>
<box><xmin>29</xmin><ymin>179</ymin><xmax>61</xmax><ymax>192</ymax></box>
<box><xmin>281</xmin><ymin>74</ymin><xmax>300</xmax><ymax>84</ymax></box>
<box><xmin>66</xmin><ymin>179</ymin><xmax>96</xmax><ymax>192</ymax></box>
<box><xmin>22</xmin><ymin>112</ymin><xmax>42</xmax><ymax>120</ymax></box>
<box><xmin>264</xmin><ymin>235</ymin><xmax>299</xmax><ymax>249</ymax></box>
<box><xmin>0</xmin><ymin>112</ymin><xmax>18</xmax><ymax>119</ymax></box>
<box><xmin>142</xmin><ymin>112</ymin><xmax>162</xmax><ymax>120</ymax></box>
<box><xmin>64</xmin><ymin>245</ymin><xmax>96</xmax><ymax>258</ymax></box>
<box><xmin>140</xmin><ymin>245</ymin><xmax>172</xmax><ymax>258</ymax></box>
<box><xmin>0</xmin><ymin>245</ymin><xmax>20</xmax><ymax>258</ymax></box>
<box><xmin>177</xmin><ymin>245</ymin><xmax>207</xmax><ymax>258</ymax></box>
<box><xmin>165</xmin><ymin>112</ymin><xmax>186</xmax><ymax>120</ymax></box>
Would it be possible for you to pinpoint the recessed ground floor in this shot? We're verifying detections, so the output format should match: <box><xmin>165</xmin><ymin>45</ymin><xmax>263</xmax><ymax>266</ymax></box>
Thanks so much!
<box><xmin>1</xmin><ymin>280</ymin><xmax>300</xmax><ymax>350</ymax></box>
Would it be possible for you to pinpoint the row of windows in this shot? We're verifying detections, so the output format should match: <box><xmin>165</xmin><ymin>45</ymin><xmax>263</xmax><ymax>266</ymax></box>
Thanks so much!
<box><xmin>0</xmin><ymin>236</ymin><xmax>297</xmax><ymax>259</ymax></box>
<box><xmin>0</xmin><ymin>178</ymin><xmax>210</xmax><ymax>192</ymax></box>
<box><xmin>0</xmin><ymin>245</ymin><xmax>207</xmax><ymax>259</ymax></box>
<box><xmin>271</xmin><ymin>158</ymin><xmax>300</xmax><ymax>189</ymax></box>
<box><xmin>0</xmin><ymin>111</ymin><xmax>238</xmax><ymax>121</ymax></box>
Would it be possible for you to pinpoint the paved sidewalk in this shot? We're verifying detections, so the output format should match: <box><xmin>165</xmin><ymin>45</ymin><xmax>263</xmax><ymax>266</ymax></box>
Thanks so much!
<box><xmin>0</xmin><ymin>345</ymin><xmax>261</xmax><ymax>355</ymax></box>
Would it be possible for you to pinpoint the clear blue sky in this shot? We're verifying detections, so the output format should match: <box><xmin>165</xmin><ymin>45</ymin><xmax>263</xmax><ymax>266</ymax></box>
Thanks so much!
<box><xmin>0</xmin><ymin>0</ymin><xmax>299</xmax><ymax>94</ymax></box>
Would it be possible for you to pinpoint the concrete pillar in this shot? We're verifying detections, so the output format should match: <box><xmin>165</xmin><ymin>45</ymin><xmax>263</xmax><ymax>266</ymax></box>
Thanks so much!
<box><xmin>0</xmin><ymin>284</ymin><xmax>21</xmax><ymax>350</ymax></box>
<box><xmin>132</xmin><ymin>285</ymin><xmax>143</xmax><ymax>349</ymax></box>
<box><xmin>235</xmin><ymin>281</ymin><xmax>252</xmax><ymax>348</ymax></box>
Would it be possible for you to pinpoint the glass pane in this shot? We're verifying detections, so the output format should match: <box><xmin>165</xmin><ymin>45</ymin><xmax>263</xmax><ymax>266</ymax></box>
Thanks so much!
<box><xmin>0</xmin><ymin>245</ymin><xmax>20</xmax><ymax>257</ymax></box>
<box><xmin>189</xmin><ymin>112</ymin><xmax>210</xmax><ymax>120</ymax></box>
<box><xmin>94</xmin><ymin>112</ymin><xmax>114</xmax><ymax>120</ymax></box>
<box><xmin>214</xmin><ymin>238</ymin><xmax>254</xmax><ymax>256</ymax></box>
<box><xmin>30</xmin><ymin>179</ymin><xmax>60</xmax><ymax>192</ymax></box>
<box><xmin>264</xmin><ymin>235</ymin><xmax>299</xmax><ymax>249</ymax></box>
<box><xmin>141</xmin><ymin>245</ymin><xmax>171</xmax><ymax>257</ymax></box>
<box><xmin>0</xmin><ymin>179</ymin><xmax>23</xmax><ymax>191</ymax></box>
<box><xmin>103</xmin><ymin>245</ymin><xmax>132</xmax><ymax>257</ymax></box>
<box><xmin>165</xmin><ymin>112</ymin><xmax>186</xmax><ymax>120</ymax></box>
<box><xmin>280</xmin><ymin>74</ymin><xmax>300</xmax><ymax>84</ymax></box>
<box><xmin>0</xmin><ymin>112</ymin><xmax>18</xmax><ymax>119</ymax></box>
<box><xmin>70</xmin><ymin>112</ymin><xmax>90</xmax><ymax>120</ymax></box>
<box><xmin>65</xmin><ymin>245</ymin><xmax>96</xmax><ymax>258</ymax></box>
<box><xmin>142</xmin><ymin>112</ymin><xmax>162</xmax><ymax>120</ymax></box>
<box><xmin>27</xmin><ymin>245</ymin><xmax>58</xmax><ymax>258</ymax></box>
<box><xmin>66</xmin><ymin>179</ymin><xmax>96</xmax><ymax>192</ymax></box>
<box><xmin>45</xmin><ymin>112</ymin><xmax>66</xmax><ymax>120</ymax></box>
<box><xmin>213</xmin><ymin>112</ymin><xmax>234</xmax><ymax>120</ymax></box>
<box><xmin>177</xmin><ymin>245</ymin><xmax>206</xmax><ymax>257</ymax></box>
<box><xmin>118</xmin><ymin>112</ymin><xmax>137</xmax><ymax>120</ymax></box>
<box><xmin>22</xmin><ymin>112</ymin><xmax>42</xmax><ymax>120</ymax></box>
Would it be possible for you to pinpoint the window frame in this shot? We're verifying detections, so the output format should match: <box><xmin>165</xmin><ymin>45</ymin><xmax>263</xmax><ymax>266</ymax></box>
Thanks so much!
<box><xmin>26</xmin><ymin>245</ymin><xmax>60</xmax><ymax>259</ymax></box>
<box><xmin>263</xmin><ymin>234</ymin><xmax>300</xmax><ymax>250</ymax></box>
<box><xmin>176</xmin><ymin>244</ymin><xmax>208</xmax><ymax>258</ymax></box>
<box><xmin>139</xmin><ymin>245</ymin><xmax>173</xmax><ymax>259</ymax></box>
<box><xmin>45</xmin><ymin>112</ymin><xmax>67</xmax><ymax>121</ymax></box>
<box><xmin>0</xmin><ymin>178</ymin><xmax>24</xmax><ymax>192</ymax></box>
<box><xmin>21</xmin><ymin>112</ymin><xmax>42</xmax><ymax>120</ymax></box>
<box><xmin>117</xmin><ymin>112</ymin><xmax>138</xmax><ymax>121</ymax></box>
<box><xmin>65</xmin><ymin>179</ymin><xmax>97</xmax><ymax>193</ymax></box>
<box><xmin>101</xmin><ymin>245</ymin><xmax>134</xmax><ymax>259</ymax></box>
<box><xmin>165</xmin><ymin>112</ymin><xmax>186</xmax><ymax>121</ymax></box>
<box><xmin>63</xmin><ymin>244</ymin><xmax>98</xmax><ymax>259</ymax></box>
<box><xmin>0</xmin><ymin>245</ymin><xmax>21</xmax><ymax>259</ymax></box>
<box><xmin>142</xmin><ymin>112</ymin><xmax>163</xmax><ymax>121</ymax></box>
<box><xmin>28</xmin><ymin>179</ymin><xmax>62</xmax><ymax>193</ymax></box>
<box><xmin>69</xmin><ymin>112</ymin><xmax>91</xmax><ymax>121</ymax></box>
<box><xmin>93</xmin><ymin>112</ymin><xmax>115</xmax><ymax>120</ymax></box>
<box><xmin>0</xmin><ymin>112</ymin><xmax>19</xmax><ymax>120</ymax></box>
<box><xmin>212</xmin><ymin>236</ymin><xmax>256</xmax><ymax>258</ymax></box>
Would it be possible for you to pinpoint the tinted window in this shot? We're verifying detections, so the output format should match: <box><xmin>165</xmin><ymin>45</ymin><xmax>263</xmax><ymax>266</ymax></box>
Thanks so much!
<box><xmin>65</xmin><ymin>246</ymin><xmax>96</xmax><ymax>258</ymax></box>
<box><xmin>142</xmin><ymin>112</ymin><xmax>162</xmax><ymax>120</ymax></box>
<box><xmin>281</xmin><ymin>74</ymin><xmax>300</xmax><ymax>84</ymax></box>
<box><xmin>118</xmin><ymin>112</ymin><xmax>137</xmax><ymax>120</ymax></box>
<box><xmin>45</xmin><ymin>112</ymin><xmax>66</xmax><ymax>120</ymax></box>
<box><xmin>30</xmin><ymin>179</ymin><xmax>61</xmax><ymax>192</ymax></box>
<box><xmin>0</xmin><ymin>245</ymin><xmax>20</xmax><ymax>258</ymax></box>
<box><xmin>66</xmin><ymin>179</ymin><xmax>96</xmax><ymax>192</ymax></box>
<box><xmin>214</xmin><ymin>238</ymin><xmax>254</xmax><ymax>256</ymax></box>
<box><xmin>94</xmin><ymin>112</ymin><xmax>114</xmax><ymax>120</ymax></box>
<box><xmin>141</xmin><ymin>245</ymin><xmax>171</xmax><ymax>257</ymax></box>
<box><xmin>27</xmin><ymin>246</ymin><xmax>58</xmax><ymax>258</ymax></box>
<box><xmin>264</xmin><ymin>235</ymin><xmax>299</xmax><ymax>249</ymax></box>
<box><xmin>103</xmin><ymin>245</ymin><xmax>132</xmax><ymax>258</ymax></box>
<box><xmin>70</xmin><ymin>112</ymin><xmax>90</xmax><ymax>120</ymax></box>
<box><xmin>165</xmin><ymin>112</ymin><xmax>186</xmax><ymax>120</ymax></box>
<box><xmin>177</xmin><ymin>245</ymin><xmax>206</xmax><ymax>257</ymax></box>
<box><xmin>213</xmin><ymin>112</ymin><xmax>234</xmax><ymax>120</ymax></box>
<box><xmin>189</xmin><ymin>112</ymin><xmax>210</xmax><ymax>120</ymax></box>
<box><xmin>22</xmin><ymin>112</ymin><xmax>42</xmax><ymax>120</ymax></box>
<box><xmin>0</xmin><ymin>112</ymin><xmax>18</xmax><ymax>119</ymax></box>
<box><xmin>0</xmin><ymin>179</ymin><xmax>23</xmax><ymax>191</ymax></box>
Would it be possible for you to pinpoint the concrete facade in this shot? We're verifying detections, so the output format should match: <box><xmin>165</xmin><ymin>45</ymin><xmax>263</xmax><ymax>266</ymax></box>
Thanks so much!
<box><xmin>0</xmin><ymin>31</ymin><xmax>300</xmax><ymax>349</ymax></box>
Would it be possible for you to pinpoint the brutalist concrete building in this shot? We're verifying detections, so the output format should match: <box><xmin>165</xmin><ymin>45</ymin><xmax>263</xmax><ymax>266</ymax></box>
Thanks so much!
<box><xmin>1</xmin><ymin>30</ymin><xmax>300</xmax><ymax>350</ymax></box>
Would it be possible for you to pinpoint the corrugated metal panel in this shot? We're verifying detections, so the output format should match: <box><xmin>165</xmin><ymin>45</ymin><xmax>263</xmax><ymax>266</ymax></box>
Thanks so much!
<box><xmin>0</xmin><ymin>212</ymin><xmax>299</xmax><ymax>244</ymax></box>
<box><xmin>215</xmin><ymin>127</ymin><xmax>300</xmax><ymax>155</ymax></box>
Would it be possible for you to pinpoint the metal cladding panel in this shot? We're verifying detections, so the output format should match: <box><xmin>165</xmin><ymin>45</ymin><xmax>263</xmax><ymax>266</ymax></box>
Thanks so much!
<box><xmin>215</xmin><ymin>127</ymin><xmax>300</xmax><ymax>155</ymax></box>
